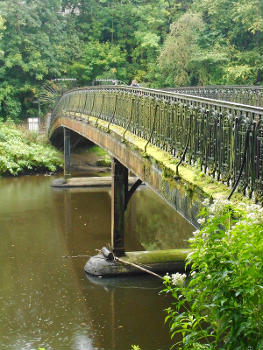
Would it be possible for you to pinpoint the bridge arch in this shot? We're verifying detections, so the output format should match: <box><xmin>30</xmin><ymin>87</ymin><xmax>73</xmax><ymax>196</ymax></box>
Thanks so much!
<box><xmin>49</xmin><ymin>86</ymin><xmax>263</xmax><ymax>226</ymax></box>
<box><xmin>49</xmin><ymin>110</ymin><xmax>206</xmax><ymax>228</ymax></box>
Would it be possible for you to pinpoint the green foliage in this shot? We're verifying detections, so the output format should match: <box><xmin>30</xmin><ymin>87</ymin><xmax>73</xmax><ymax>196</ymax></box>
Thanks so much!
<box><xmin>158</xmin><ymin>0</ymin><xmax>263</xmax><ymax>86</ymax></box>
<box><xmin>88</xmin><ymin>145</ymin><xmax>108</xmax><ymax>157</ymax></box>
<box><xmin>158</xmin><ymin>13</ymin><xmax>205</xmax><ymax>86</ymax></box>
<box><xmin>88</xmin><ymin>145</ymin><xmax>111</xmax><ymax>167</ymax></box>
<box><xmin>0</xmin><ymin>0</ymin><xmax>262</xmax><ymax>120</ymax></box>
<box><xmin>67</xmin><ymin>41</ymin><xmax>127</xmax><ymax>84</ymax></box>
<box><xmin>163</xmin><ymin>199</ymin><xmax>263</xmax><ymax>349</ymax></box>
<box><xmin>0</xmin><ymin>14</ymin><xmax>5</xmax><ymax>39</ymax></box>
<box><xmin>131</xmin><ymin>346</ymin><xmax>142</xmax><ymax>350</ymax></box>
<box><xmin>0</xmin><ymin>0</ymin><xmax>80</xmax><ymax>120</ymax></box>
<box><xmin>0</xmin><ymin>123</ymin><xmax>63</xmax><ymax>176</ymax></box>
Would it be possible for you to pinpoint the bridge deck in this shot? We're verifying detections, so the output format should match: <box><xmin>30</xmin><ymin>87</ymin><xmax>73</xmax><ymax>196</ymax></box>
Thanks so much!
<box><xmin>49</xmin><ymin>85</ymin><xmax>263</xmax><ymax>204</ymax></box>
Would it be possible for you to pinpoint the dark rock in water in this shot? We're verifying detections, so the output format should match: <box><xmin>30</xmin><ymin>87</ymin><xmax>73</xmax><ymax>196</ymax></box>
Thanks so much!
<box><xmin>84</xmin><ymin>249</ymin><xmax>190</xmax><ymax>277</ymax></box>
<box><xmin>84</xmin><ymin>254</ymin><xmax>136</xmax><ymax>276</ymax></box>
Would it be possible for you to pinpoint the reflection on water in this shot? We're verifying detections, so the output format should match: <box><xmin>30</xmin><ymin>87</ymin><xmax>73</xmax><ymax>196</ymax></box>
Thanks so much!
<box><xmin>0</xmin><ymin>175</ymin><xmax>193</xmax><ymax>350</ymax></box>
<box><xmin>125</xmin><ymin>188</ymin><xmax>194</xmax><ymax>251</ymax></box>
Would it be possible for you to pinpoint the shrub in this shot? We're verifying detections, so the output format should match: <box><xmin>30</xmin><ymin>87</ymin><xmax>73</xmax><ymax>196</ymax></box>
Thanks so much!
<box><xmin>0</xmin><ymin>122</ymin><xmax>63</xmax><ymax>175</ymax></box>
<box><xmin>163</xmin><ymin>199</ymin><xmax>263</xmax><ymax>350</ymax></box>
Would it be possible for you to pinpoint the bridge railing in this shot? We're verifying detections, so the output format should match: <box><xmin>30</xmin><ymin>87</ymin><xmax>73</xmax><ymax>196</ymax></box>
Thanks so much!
<box><xmin>165</xmin><ymin>86</ymin><xmax>263</xmax><ymax>107</ymax></box>
<box><xmin>50</xmin><ymin>86</ymin><xmax>263</xmax><ymax>202</ymax></box>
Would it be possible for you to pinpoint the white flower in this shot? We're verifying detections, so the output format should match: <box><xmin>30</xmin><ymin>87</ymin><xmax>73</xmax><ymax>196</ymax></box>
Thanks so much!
<box><xmin>202</xmin><ymin>232</ymin><xmax>209</xmax><ymax>239</ymax></box>
<box><xmin>209</xmin><ymin>198</ymin><xmax>232</xmax><ymax>216</ymax></box>
<box><xmin>244</xmin><ymin>205</ymin><xmax>263</xmax><ymax>224</ymax></box>
<box><xmin>202</xmin><ymin>198</ymin><xmax>210</xmax><ymax>206</ymax></box>
<box><xmin>197</xmin><ymin>218</ymin><xmax>206</xmax><ymax>225</ymax></box>
<box><xmin>193</xmin><ymin>229</ymin><xmax>200</xmax><ymax>237</ymax></box>
<box><xmin>171</xmin><ymin>273</ymin><xmax>186</xmax><ymax>287</ymax></box>
<box><xmin>164</xmin><ymin>273</ymin><xmax>171</xmax><ymax>281</ymax></box>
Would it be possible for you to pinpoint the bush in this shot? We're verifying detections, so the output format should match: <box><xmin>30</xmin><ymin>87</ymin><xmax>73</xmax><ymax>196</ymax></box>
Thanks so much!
<box><xmin>163</xmin><ymin>199</ymin><xmax>263</xmax><ymax>350</ymax></box>
<box><xmin>0</xmin><ymin>122</ymin><xmax>63</xmax><ymax>175</ymax></box>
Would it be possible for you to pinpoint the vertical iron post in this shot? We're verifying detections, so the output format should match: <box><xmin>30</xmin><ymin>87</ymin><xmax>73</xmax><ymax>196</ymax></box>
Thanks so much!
<box><xmin>111</xmin><ymin>158</ymin><xmax>128</xmax><ymax>257</ymax></box>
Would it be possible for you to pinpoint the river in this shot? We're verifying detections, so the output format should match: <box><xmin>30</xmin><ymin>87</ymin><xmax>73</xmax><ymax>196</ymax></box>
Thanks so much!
<box><xmin>0</xmin><ymin>174</ymin><xmax>193</xmax><ymax>350</ymax></box>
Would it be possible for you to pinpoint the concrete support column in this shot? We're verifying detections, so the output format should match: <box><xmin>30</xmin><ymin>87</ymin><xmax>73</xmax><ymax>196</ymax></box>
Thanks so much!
<box><xmin>111</xmin><ymin>158</ymin><xmax>128</xmax><ymax>257</ymax></box>
<box><xmin>64</xmin><ymin>127</ymin><xmax>71</xmax><ymax>180</ymax></box>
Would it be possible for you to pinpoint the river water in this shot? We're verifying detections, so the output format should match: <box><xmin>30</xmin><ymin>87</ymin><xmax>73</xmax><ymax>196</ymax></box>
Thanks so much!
<box><xmin>0</xmin><ymin>175</ymin><xmax>193</xmax><ymax>350</ymax></box>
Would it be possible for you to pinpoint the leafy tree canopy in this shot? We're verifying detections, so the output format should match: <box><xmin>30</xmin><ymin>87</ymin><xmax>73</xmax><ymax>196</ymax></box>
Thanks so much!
<box><xmin>0</xmin><ymin>0</ymin><xmax>262</xmax><ymax>120</ymax></box>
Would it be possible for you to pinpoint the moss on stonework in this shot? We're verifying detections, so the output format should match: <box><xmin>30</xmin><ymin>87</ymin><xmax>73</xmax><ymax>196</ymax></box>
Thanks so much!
<box><xmin>142</xmin><ymin>161</ymin><xmax>151</xmax><ymax>178</ymax></box>
<box><xmin>53</xmin><ymin>114</ymin><xmax>254</xmax><ymax>206</ymax></box>
<box><xmin>161</xmin><ymin>166</ymin><xmax>174</xmax><ymax>179</ymax></box>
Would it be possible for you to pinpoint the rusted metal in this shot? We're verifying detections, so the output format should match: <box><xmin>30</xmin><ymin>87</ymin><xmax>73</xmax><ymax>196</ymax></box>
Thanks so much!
<box><xmin>125</xmin><ymin>179</ymin><xmax>143</xmax><ymax>210</ymax></box>
<box><xmin>228</xmin><ymin>123</ymin><xmax>251</xmax><ymax>200</ymax></box>
<box><xmin>166</xmin><ymin>86</ymin><xmax>263</xmax><ymax>107</ymax></box>
<box><xmin>176</xmin><ymin>112</ymin><xmax>193</xmax><ymax>176</ymax></box>
<box><xmin>111</xmin><ymin>158</ymin><xmax>128</xmax><ymax>257</ymax></box>
<box><xmin>50</xmin><ymin>86</ymin><xmax>263</xmax><ymax>202</ymax></box>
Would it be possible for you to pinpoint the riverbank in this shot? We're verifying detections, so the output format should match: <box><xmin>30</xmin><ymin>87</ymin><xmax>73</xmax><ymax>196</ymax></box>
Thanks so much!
<box><xmin>0</xmin><ymin>121</ymin><xmax>63</xmax><ymax>176</ymax></box>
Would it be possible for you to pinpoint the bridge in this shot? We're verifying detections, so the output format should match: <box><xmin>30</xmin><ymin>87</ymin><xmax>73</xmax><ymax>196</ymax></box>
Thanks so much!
<box><xmin>48</xmin><ymin>85</ymin><xmax>263</xmax><ymax>263</ymax></box>
<box><xmin>165</xmin><ymin>85</ymin><xmax>263</xmax><ymax>107</ymax></box>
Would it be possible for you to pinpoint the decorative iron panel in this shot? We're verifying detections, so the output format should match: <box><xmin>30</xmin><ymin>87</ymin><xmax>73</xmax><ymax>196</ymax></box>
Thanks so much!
<box><xmin>50</xmin><ymin>86</ymin><xmax>263</xmax><ymax>202</ymax></box>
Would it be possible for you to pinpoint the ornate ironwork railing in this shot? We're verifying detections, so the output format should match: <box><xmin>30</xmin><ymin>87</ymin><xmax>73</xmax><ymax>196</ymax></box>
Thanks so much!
<box><xmin>165</xmin><ymin>86</ymin><xmax>263</xmax><ymax>107</ymax></box>
<box><xmin>50</xmin><ymin>86</ymin><xmax>263</xmax><ymax>202</ymax></box>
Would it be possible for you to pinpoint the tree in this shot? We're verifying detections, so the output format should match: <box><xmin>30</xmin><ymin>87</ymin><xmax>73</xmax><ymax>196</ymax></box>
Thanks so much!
<box><xmin>0</xmin><ymin>0</ymin><xmax>80</xmax><ymax>120</ymax></box>
<box><xmin>192</xmin><ymin>0</ymin><xmax>263</xmax><ymax>84</ymax></box>
<box><xmin>158</xmin><ymin>13</ymin><xmax>205</xmax><ymax>86</ymax></box>
<box><xmin>0</xmin><ymin>0</ymin><xmax>262</xmax><ymax>120</ymax></box>
<box><xmin>157</xmin><ymin>0</ymin><xmax>263</xmax><ymax>86</ymax></box>
<box><xmin>67</xmin><ymin>41</ymin><xmax>127</xmax><ymax>84</ymax></box>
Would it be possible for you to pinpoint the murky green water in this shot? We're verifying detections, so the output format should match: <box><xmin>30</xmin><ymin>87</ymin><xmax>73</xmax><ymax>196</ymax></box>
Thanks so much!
<box><xmin>0</xmin><ymin>175</ymin><xmax>193</xmax><ymax>350</ymax></box>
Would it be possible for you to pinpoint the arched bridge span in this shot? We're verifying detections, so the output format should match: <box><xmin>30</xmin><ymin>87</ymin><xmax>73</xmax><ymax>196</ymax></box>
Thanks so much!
<box><xmin>49</xmin><ymin>86</ymin><xmax>263</xmax><ymax>255</ymax></box>
<box><xmin>49</xmin><ymin>86</ymin><xmax>263</xmax><ymax>200</ymax></box>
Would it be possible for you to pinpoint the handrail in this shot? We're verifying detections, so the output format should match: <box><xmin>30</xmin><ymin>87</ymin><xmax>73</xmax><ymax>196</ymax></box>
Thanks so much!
<box><xmin>58</xmin><ymin>85</ymin><xmax>263</xmax><ymax>114</ymax></box>
<box><xmin>165</xmin><ymin>85</ymin><xmax>263</xmax><ymax>107</ymax></box>
<box><xmin>49</xmin><ymin>86</ymin><xmax>263</xmax><ymax>202</ymax></box>
<box><xmin>167</xmin><ymin>85</ymin><xmax>263</xmax><ymax>90</ymax></box>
